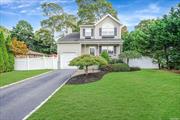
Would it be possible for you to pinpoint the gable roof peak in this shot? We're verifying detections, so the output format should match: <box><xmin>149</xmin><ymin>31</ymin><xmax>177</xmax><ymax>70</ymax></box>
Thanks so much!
<box><xmin>95</xmin><ymin>14</ymin><xmax>122</xmax><ymax>26</ymax></box>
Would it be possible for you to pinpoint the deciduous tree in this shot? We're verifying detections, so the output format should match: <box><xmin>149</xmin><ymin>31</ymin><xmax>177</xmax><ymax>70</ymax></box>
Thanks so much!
<box><xmin>11</xmin><ymin>37</ymin><xmax>28</xmax><ymax>56</ymax></box>
<box><xmin>11</xmin><ymin>20</ymin><xmax>35</xmax><ymax>50</ymax></box>
<box><xmin>34</xmin><ymin>29</ymin><xmax>56</xmax><ymax>54</ymax></box>
<box><xmin>76</xmin><ymin>0</ymin><xmax>118</xmax><ymax>24</ymax></box>
<box><xmin>70</xmin><ymin>55</ymin><xmax>107</xmax><ymax>75</ymax></box>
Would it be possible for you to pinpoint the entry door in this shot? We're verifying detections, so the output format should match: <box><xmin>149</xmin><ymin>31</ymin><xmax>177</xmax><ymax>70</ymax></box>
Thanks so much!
<box><xmin>60</xmin><ymin>53</ymin><xmax>77</xmax><ymax>69</ymax></box>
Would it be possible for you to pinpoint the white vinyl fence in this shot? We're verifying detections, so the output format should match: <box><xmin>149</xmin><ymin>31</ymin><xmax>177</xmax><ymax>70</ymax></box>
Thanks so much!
<box><xmin>129</xmin><ymin>57</ymin><xmax>158</xmax><ymax>69</ymax></box>
<box><xmin>14</xmin><ymin>56</ymin><xmax>58</xmax><ymax>70</ymax></box>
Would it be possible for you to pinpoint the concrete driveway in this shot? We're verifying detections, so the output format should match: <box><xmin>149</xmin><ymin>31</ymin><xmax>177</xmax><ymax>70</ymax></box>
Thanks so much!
<box><xmin>0</xmin><ymin>69</ymin><xmax>76</xmax><ymax>120</ymax></box>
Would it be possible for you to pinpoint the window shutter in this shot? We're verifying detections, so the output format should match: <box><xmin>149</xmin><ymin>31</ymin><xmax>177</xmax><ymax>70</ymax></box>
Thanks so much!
<box><xmin>83</xmin><ymin>29</ymin><xmax>85</xmax><ymax>37</ymax></box>
<box><xmin>114</xmin><ymin>27</ymin><xmax>117</xmax><ymax>36</ymax></box>
<box><xmin>99</xmin><ymin>46</ymin><xmax>102</xmax><ymax>54</ymax></box>
<box><xmin>114</xmin><ymin>46</ymin><xmax>116</xmax><ymax>55</ymax></box>
<box><xmin>91</xmin><ymin>29</ymin><xmax>94</xmax><ymax>36</ymax></box>
<box><xmin>99</xmin><ymin>28</ymin><xmax>102</xmax><ymax>36</ymax></box>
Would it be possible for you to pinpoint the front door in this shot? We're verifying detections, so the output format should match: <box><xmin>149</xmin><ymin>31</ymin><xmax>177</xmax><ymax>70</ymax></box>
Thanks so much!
<box><xmin>89</xmin><ymin>47</ymin><xmax>96</xmax><ymax>56</ymax></box>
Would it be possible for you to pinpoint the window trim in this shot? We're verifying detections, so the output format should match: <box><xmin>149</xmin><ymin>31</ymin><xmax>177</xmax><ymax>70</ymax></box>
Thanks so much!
<box><xmin>85</xmin><ymin>28</ymin><xmax>92</xmax><ymax>37</ymax></box>
<box><xmin>89</xmin><ymin>47</ymin><xmax>96</xmax><ymax>56</ymax></box>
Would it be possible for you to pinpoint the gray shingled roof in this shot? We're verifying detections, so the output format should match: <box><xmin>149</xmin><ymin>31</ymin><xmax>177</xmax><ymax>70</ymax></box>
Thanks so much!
<box><xmin>57</xmin><ymin>32</ymin><xmax>121</xmax><ymax>43</ymax></box>
<box><xmin>58</xmin><ymin>32</ymin><xmax>80</xmax><ymax>42</ymax></box>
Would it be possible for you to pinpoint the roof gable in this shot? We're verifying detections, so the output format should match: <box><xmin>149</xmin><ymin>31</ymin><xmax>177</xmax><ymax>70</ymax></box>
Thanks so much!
<box><xmin>95</xmin><ymin>14</ymin><xmax>122</xmax><ymax>26</ymax></box>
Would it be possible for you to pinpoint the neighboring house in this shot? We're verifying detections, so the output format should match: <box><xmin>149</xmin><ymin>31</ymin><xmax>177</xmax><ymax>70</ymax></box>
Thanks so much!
<box><xmin>57</xmin><ymin>14</ymin><xmax>123</xmax><ymax>69</ymax></box>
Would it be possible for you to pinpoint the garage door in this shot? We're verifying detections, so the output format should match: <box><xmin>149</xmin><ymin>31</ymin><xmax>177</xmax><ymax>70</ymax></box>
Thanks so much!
<box><xmin>60</xmin><ymin>53</ymin><xmax>78</xmax><ymax>69</ymax></box>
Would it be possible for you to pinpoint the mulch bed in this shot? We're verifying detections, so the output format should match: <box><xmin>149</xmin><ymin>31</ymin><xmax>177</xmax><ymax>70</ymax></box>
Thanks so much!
<box><xmin>67</xmin><ymin>71</ymin><xmax>107</xmax><ymax>84</ymax></box>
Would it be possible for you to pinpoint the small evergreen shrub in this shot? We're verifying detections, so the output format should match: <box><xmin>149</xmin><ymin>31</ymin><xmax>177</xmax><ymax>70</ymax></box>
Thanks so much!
<box><xmin>111</xmin><ymin>63</ymin><xmax>130</xmax><ymax>72</ymax></box>
<box><xmin>100</xmin><ymin>51</ymin><xmax>110</xmax><ymax>62</ymax></box>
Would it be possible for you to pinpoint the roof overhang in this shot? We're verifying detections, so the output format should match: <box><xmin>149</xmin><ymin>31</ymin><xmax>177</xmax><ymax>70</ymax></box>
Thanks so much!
<box><xmin>57</xmin><ymin>40</ymin><xmax>123</xmax><ymax>44</ymax></box>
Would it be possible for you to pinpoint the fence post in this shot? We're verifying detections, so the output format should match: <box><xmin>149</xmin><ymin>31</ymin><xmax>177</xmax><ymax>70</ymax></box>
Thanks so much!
<box><xmin>52</xmin><ymin>56</ymin><xmax>55</xmax><ymax>69</ymax></box>
<box><xmin>27</xmin><ymin>56</ymin><xmax>29</xmax><ymax>70</ymax></box>
<box><xmin>43</xmin><ymin>55</ymin><xmax>46</xmax><ymax>69</ymax></box>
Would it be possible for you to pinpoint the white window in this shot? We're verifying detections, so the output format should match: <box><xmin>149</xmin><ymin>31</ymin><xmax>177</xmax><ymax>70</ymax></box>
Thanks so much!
<box><xmin>89</xmin><ymin>47</ymin><xmax>96</xmax><ymax>56</ymax></box>
<box><xmin>102</xmin><ymin>28</ymin><xmax>114</xmax><ymax>36</ymax></box>
<box><xmin>101</xmin><ymin>46</ymin><xmax>114</xmax><ymax>56</ymax></box>
<box><xmin>102</xmin><ymin>22</ymin><xmax>114</xmax><ymax>36</ymax></box>
<box><xmin>85</xmin><ymin>28</ymin><xmax>91</xmax><ymax>37</ymax></box>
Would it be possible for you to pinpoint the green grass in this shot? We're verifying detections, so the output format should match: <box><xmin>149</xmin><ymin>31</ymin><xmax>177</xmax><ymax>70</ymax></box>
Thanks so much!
<box><xmin>0</xmin><ymin>69</ymin><xmax>50</xmax><ymax>87</ymax></box>
<box><xmin>28</xmin><ymin>70</ymin><xmax>180</xmax><ymax>120</ymax></box>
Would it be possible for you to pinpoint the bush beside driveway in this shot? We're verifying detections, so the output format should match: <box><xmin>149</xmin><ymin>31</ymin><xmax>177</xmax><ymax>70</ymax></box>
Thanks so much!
<box><xmin>28</xmin><ymin>70</ymin><xmax>180</xmax><ymax>120</ymax></box>
<box><xmin>0</xmin><ymin>70</ymin><xmax>50</xmax><ymax>87</ymax></box>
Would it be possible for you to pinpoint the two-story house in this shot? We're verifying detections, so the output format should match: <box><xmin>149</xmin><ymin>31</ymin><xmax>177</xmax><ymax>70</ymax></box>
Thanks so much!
<box><xmin>57</xmin><ymin>14</ymin><xmax>123</xmax><ymax>69</ymax></box>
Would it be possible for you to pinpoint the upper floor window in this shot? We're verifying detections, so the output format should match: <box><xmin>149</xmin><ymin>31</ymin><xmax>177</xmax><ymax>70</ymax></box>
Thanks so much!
<box><xmin>83</xmin><ymin>28</ymin><xmax>94</xmax><ymax>38</ymax></box>
<box><xmin>100</xmin><ymin>22</ymin><xmax>117</xmax><ymax>37</ymax></box>
<box><xmin>102</xmin><ymin>28</ymin><xmax>114</xmax><ymax>36</ymax></box>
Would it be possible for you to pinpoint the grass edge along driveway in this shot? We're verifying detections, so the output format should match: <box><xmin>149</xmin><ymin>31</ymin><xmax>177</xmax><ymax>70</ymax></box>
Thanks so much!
<box><xmin>0</xmin><ymin>69</ymin><xmax>50</xmax><ymax>87</ymax></box>
<box><xmin>28</xmin><ymin>70</ymin><xmax>180</xmax><ymax>120</ymax></box>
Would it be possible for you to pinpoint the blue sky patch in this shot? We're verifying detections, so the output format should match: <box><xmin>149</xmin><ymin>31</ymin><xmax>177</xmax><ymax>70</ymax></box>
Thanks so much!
<box><xmin>0</xmin><ymin>0</ymin><xmax>179</xmax><ymax>31</ymax></box>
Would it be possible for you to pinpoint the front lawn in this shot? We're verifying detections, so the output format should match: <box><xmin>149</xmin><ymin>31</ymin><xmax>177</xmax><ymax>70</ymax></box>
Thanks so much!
<box><xmin>0</xmin><ymin>70</ymin><xmax>50</xmax><ymax>87</ymax></box>
<box><xmin>28</xmin><ymin>70</ymin><xmax>180</xmax><ymax>120</ymax></box>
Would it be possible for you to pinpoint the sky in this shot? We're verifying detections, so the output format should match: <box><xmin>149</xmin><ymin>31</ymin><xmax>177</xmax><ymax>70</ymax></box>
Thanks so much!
<box><xmin>0</xmin><ymin>0</ymin><xmax>179</xmax><ymax>31</ymax></box>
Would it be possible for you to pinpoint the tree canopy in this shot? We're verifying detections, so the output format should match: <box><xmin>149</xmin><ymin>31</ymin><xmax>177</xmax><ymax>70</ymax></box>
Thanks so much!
<box><xmin>34</xmin><ymin>29</ymin><xmax>56</xmax><ymax>54</ymax></box>
<box><xmin>76</xmin><ymin>0</ymin><xmax>118</xmax><ymax>24</ymax></box>
<box><xmin>41</xmin><ymin>2</ymin><xmax>78</xmax><ymax>36</ymax></box>
<box><xmin>70</xmin><ymin>54</ymin><xmax>108</xmax><ymax>75</ymax></box>
<box><xmin>123</xmin><ymin>3</ymin><xmax>180</xmax><ymax>69</ymax></box>
<box><xmin>11</xmin><ymin>20</ymin><xmax>35</xmax><ymax>50</ymax></box>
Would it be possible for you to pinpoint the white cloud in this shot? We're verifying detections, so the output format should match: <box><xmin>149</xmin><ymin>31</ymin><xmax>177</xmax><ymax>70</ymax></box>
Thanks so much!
<box><xmin>17</xmin><ymin>4</ymin><xmax>30</xmax><ymax>8</ymax></box>
<box><xmin>135</xmin><ymin>3</ymin><xmax>160</xmax><ymax>14</ymax></box>
<box><xmin>20</xmin><ymin>10</ymin><xmax>27</xmax><ymax>13</ymax></box>
<box><xmin>0</xmin><ymin>0</ymin><xmax>14</xmax><ymax>5</ymax></box>
<box><xmin>0</xmin><ymin>10</ymin><xmax>19</xmax><ymax>15</ymax></box>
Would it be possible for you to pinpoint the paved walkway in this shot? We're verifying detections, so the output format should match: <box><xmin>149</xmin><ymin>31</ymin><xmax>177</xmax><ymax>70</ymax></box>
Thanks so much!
<box><xmin>0</xmin><ymin>69</ymin><xmax>76</xmax><ymax>120</ymax></box>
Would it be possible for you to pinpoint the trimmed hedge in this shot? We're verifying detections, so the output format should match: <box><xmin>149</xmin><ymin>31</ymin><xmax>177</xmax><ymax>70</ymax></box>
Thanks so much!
<box><xmin>130</xmin><ymin>67</ymin><xmax>141</xmax><ymax>71</ymax></box>
<box><xmin>109</xmin><ymin>58</ymin><xmax>123</xmax><ymax>64</ymax></box>
<box><xmin>111</xmin><ymin>63</ymin><xmax>130</xmax><ymax>72</ymax></box>
<box><xmin>100</xmin><ymin>63</ymin><xmax>130</xmax><ymax>72</ymax></box>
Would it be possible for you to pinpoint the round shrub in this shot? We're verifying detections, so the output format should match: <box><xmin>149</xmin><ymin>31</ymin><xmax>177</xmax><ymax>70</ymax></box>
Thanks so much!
<box><xmin>111</xmin><ymin>63</ymin><xmax>130</xmax><ymax>72</ymax></box>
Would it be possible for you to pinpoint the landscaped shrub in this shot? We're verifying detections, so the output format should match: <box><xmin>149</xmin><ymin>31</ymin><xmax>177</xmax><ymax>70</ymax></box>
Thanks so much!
<box><xmin>69</xmin><ymin>54</ymin><xmax>108</xmax><ymax>75</ymax></box>
<box><xmin>101</xmin><ymin>51</ymin><xmax>110</xmax><ymax>62</ymax></box>
<box><xmin>7</xmin><ymin>53</ymin><xmax>14</xmax><ymax>71</ymax></box>
<box><xmin>0</xmin><ymin>47</ymin><xmax>4</xmax><ymax>73</ymax></box>
<box><xmin>99</xmin><ymin>64</ymin><xmax>112</xmax><ymax>72</ymax></box>
<box><xmin>109</xmin><ymin>58</ymin><xmax>123</xmax><ymax>64</ymax></box>
<box><xmin>130</xmin><ymin>67</ymin><xmax>141</xmax><ymax>71</ymax></box>
<box><xmin>111</xmin><ymin>63</ymin><xmax>130</xmax><ymax>72</ymax></box>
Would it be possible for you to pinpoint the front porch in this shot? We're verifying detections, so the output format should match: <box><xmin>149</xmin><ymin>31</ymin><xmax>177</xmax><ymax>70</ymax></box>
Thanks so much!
<box><xmin>81</xmin><ymin>43</ymin><xmax>122</xmax><ymax>58</ymax></box>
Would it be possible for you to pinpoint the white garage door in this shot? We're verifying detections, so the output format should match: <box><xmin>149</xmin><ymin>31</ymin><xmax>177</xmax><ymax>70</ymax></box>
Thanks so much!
<box><xmin>60</xmin><ymin>53</ymin><xmax>78</xmax><ymax>69</ymax></box>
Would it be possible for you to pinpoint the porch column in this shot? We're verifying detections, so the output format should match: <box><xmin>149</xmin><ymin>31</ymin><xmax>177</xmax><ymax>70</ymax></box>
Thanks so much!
<box><xmin>85</xmin><ymin>44</ymin><xmax>87</xmax><ymax>54</ymax></box>
<box><xmin>97</xmin><ymin>44</ymin><xmax>99</xmax><ymax>56</ymax></box>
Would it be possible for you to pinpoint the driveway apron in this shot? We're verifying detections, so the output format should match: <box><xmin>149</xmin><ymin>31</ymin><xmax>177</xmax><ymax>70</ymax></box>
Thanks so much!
<box><xmin>0</xmin><ymin>69</ymin><xmax>76</xmax><ymax>120</ymax></box>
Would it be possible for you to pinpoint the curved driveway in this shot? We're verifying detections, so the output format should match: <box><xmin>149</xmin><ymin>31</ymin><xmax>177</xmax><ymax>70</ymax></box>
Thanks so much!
<box><xmin>0</xmin><ymin>69</ymin><xmax>76</xmax><ymax>120</ymax></box>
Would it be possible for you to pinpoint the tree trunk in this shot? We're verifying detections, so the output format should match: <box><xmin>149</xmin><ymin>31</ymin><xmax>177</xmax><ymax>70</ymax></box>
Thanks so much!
<box><xmin>158</xmin><ymin>59</ymin><xmax>161</xmax><ymax>69</ymax></box>
<box><xmin>164</xmin><ymin>45</ymin><xmax>169</xmax><ymax>69</ymax></box>
<box><xmin>85</xmin><ymin>66</ymin><xmax>88</xmax><ymax>76</ymax></box>
<box><xmin>127</xmin><ymin>58</ymin><xmax>129</xmax><ymax>65</ymax></box>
